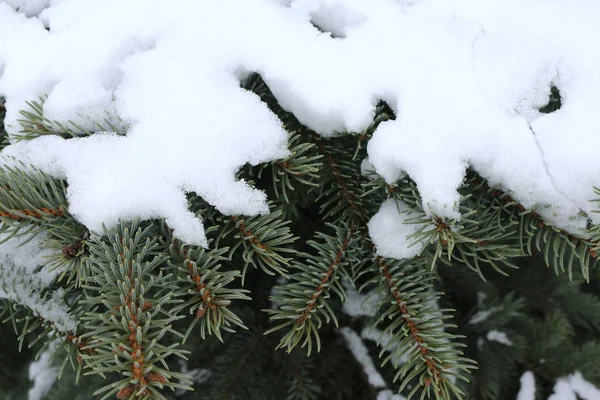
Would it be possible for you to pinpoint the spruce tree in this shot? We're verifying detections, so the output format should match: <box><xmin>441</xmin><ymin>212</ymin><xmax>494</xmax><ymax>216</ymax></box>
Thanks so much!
<box><xmin>1</xmin><ymin>71</ymin><xmax>600</xmax><ymax>400</ymax></box>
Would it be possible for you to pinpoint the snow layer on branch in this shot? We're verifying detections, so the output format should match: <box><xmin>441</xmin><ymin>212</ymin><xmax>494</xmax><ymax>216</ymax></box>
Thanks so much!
<box><xmin>3</xmin><ymin>0</ymin><xmax>49</xmax><ymax>17</ymax></box>
<box><xmin>368</xmin><ymin>199</ymin><xmax>429</xmax><ymax>259</ymax></box>
<box><xmin>340</xmin><ymin>327</ymin><xmax>386</xmax><ymax>389</ymax></box>
<box><xmin>516</xmin><ymin>371</ymin><xmax>536</xmax><ymax>400</ymax></box>
<box><xmin>0</xmin><ymin>232</ymin><xmax>75</xmax><ymax>332</ymax></box>
<box><xmin>28</xmin><ymin>340</ymin><xmax>59</xmax><ymax>400</ymax></box>
<box><xmin>0</xmin><ymin>0</ymin><xmax>599</xmax><ymax>248</ymax></box>
<box><xmin>549</xmin><ymin>372</ymin><xmax>600</xmax><ymax>400</ymax></box>
<box><xmin>377</xmin><ymin>390</ymin><xmax>406</xmax><ymax>400</ymax></box>
<box><xmin>342</xmin><ymin>279</ymin><xmax>380</xmax><ymax>317</ymax></box>
<box><xmin>486</xmin><ymin>330</ymin><xmax>512</xmax><ymax>346</ymax></box>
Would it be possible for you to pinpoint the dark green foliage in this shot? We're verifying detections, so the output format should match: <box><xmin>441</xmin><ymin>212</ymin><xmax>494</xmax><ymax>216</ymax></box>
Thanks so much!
<box><xmin>2</xmin><ymin>73</ymin><xmax>600</xmax><ymax>400</ymax></box>
<box><xmin>0</xmin><ymin>322</ymin><xmax>39</xmax><ymax>400</ymax></box>
<box><xmin>80</xmin><ymin>222</ymin><xmax>192</xmax><ymax>399</ymax></box>
<box><xmin>266</xmin><ymin>223</ymin><xmax>359</xmax><ymax>355</ymax></box>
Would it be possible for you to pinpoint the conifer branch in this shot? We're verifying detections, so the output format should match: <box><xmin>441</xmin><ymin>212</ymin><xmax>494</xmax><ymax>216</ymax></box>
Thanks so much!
<box><xmin>80</xmin><ymin>222</ymin><xmax>191</xmax><ymax>400</ymax></box>
<box><xmin>217</xmin><ymin>208</ymin><xmax>296</xmax><ymax>280</ymax></box>
<box><xmin>0</xmin><ymin>163</ymin><xmax>70</xmax><ymax>240</ymax></box>
<box><xmin>371</xmin><ymin>257</ymin><xmax>474</xmax><ymax>400</ymax></box>
<box><xmin>266</xmin><ymin>224</ymin><xmax>357</xmax><ymax>355</ymax></box>
<box><xmin>168</xmin><ymin>238</ymin><xmax>250</xmax><ymax>342</ymax></box>
<box><xmin>14</xmin><ymin>96</ymin><xmax>126</xmax><ymax>142</ymax></box>
<box><xmin>315</xmin><ymin>135</ymin><xmax>369</xmax><ymax>224</ymax></box>
<box><xmin>472</xmin><ymin>176</ymin><xmax>598</xmax><ymax>279</ymax></box>
<box><xmin>242</xmin><ymin>74</ymin><xmax>322</xmax><ymax>202</ymax></box>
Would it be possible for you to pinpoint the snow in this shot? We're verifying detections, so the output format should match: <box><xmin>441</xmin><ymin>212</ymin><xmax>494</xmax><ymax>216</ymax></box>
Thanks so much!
<box><xmin>486</xmin><ymin>330</ymin><xmax>512</xmax><ymax>346</ymax></box>
<box><xmin>517</xmin><ymin>371</ymin><xmax>536</xmax><ymax>400</ymax></box>
<box><xmin>0</xmin><ymin>231</ymin><xmax>75</xmax><ymax>332</ymax></box>
<box><xmin>549</xmin><ymin>372</ymin><xmax>600</xmax><ymax>400</ymax></box>
<box><xmin>0</xmin><ymin>0</ymin><xmax>599</xmax><ymax>249</ymax></box>
<box><xmin>469</xmin><ymin>306</ymin><xmax>502</xmax><ymax>324</ymax></box>
<box><xmin>360</xmin><ymin>327</ymin><xmax>409</xmax><ymax>366</ymax></box>
<box><xmin>548</xmin><ymin>380</ymin><xmax>577</xmax><ymax>400</ymax></box>
<box><xmin>28</xmin><ymin>340</ymin><xmax>59</xmax><ymax>400</ymax></box>
<box><xmin>3</xmin><ymin>0</ymin><xmax>49</xmax><ymax>17</ymax></box>
<box><xmin>342</xmin><ymin>279</ymin><xmax>379</xmax><ymax>317</ymax></box>
<box><xmin>368</xmin><ymin>199</ymin><xmax>429</xmax><ymax>259</ymax></box>
<box><xmin>340</xmin><ymin>327</ymin><xmax>386</xmax><ymax>388</ymax></box>
<box><xmin>377</xmin><ymin>390</ymin><xmax>406</xmax><ymax>400</ymax></box>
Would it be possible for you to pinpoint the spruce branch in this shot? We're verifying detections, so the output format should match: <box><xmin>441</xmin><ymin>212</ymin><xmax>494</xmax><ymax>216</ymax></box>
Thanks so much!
<box><xmin>316</xmin><ymin>134</ymin><xmax>369</xmax><ymax>224</ymax></box>
<box><xmin>0</xmin><ymin>162</ymin><xmax>70</xmax><ymax>238</ymax></box>
<box><xmin>266</xmin><ymin>223</ymin><xmax>357</xmax><ymax>355</ymax></box>
<box><xmin>0</xmin><ymin>262</ymin><xmax>76</xmax><ymax>349</ymax></box>
<box><xmin>308</xmin><ymin>120</ymin><xmax>477</xmax><ymax>398</ymax></box>
<box><xmin>14</xmin><ymin>96</ymin><xmax>126</xmax><ymax>142</ymax></box>
<box><xmin>474</xmin><ymin>176</ymin><xmax>598</xmax><ymax>280</ymax></box>
<box><xmin>43</xmin><ymin>224</ymin><xmax>90</xmax><ymax>286</ymax></box>
<box><xmin>243</xmin><ymin>74</ymin><xmax>323</xmax><ymax>202</ymax></box>
<box><xmin>217</xmin><ymin>207</ymin><xmax>297</xmax><ymax>280</ymax></box>
<box><xmin>80</xmin><ymin>221</ymin><xmax>191</xmax><ymax>400</ymax></box>
<box><xmin>371</xmin><ymin>257</ymin><xmax>475</xmax><ymax>400</ymax></box>
<box><xmin>267</xmin><ymin>133</ymin><xmax>322</xmax><ymax>204</ymax></box>
<box><xmin>168</xmin><ymin>238</ymin><xmax>250</xmax><ymax>342</ymax></box>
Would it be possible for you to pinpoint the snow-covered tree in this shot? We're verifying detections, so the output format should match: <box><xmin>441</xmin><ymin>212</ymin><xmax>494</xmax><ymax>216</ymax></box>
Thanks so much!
<box><xmin>1</xmin><ymin>0</ymin><xmax>600</xmax><ymax>399</ymax></box>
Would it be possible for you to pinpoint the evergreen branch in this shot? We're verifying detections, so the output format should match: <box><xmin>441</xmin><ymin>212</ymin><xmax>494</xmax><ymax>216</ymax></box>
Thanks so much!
<box><xmin>0</xmin><ymin>163</ymin><xmax>70</xmax><ymax>237</ymax></box>
<box><xmin>315</xmin><ymin>126</ymin><xmax>477</xmax><ymax>398</ymax></box>
<box><xmin>315</xmin><ymin>134</ymin><xmax>370</xmax><ymax>224</ymax></box>
<box><xmin>555</xmin><ymin>282</ymin><xmax>600</xmax><ymax>332</ymax></box>
<box><xmin>45</xmin><ymin>234</ymin><xmax>89</xmax><ymax>286</ymax></box>
<box><xmin>0</xmin><ymin>263</ymin><xmax>76</xmax><ymax>345</ymax></box>
<box><xmin>0</xmin><ymin>299</ymin><xmax>43</xmax><ymax>351</ymax></box>
<box><xmin>80</xmin><ymin>221</ymin><xmax>191</xmax><ymax>400</ymax></box>
<box><xmin>474</xmin><ymin>177</ymin><xmax>598</xmax><ymax>280</ymax></box>
<box><xmin>0</xmin><ymin>206</ymin><xmax>63</xmax><ymax>219</ymax></box>
<box><xmin>201</xmin><ymin>327</ymin><xmax>271</xmax><ymax>400</ymax></box>
<box><xmin>168</xmin><ymin>238</ymin><xmax>250</xmax><ymax>342</ymax></box>
<box><xmin>269</xmin><ymin>135</ymin><xmax>322</xmax><ymax>203</ymax></box>
<box><xmin>266</xmin><ymin>224</ymin><xmax>357</xmax><ymax>355</ymax></box>
<box><xmin>372</xmin><ymin>257</ymin><xmax>475</xmax><ymax>400</ymax></box>
<box><xmin>242</xmin><ymin>74</ymin><xmax>322</xmax><ymax>202</ymax></box>
<box><xmin>14</xmin><ymin>96</ymin><xmax>126</xmax><ymax>142</ymax></box>
<box><xmin>218</xmin><ymin>207</ymin><xmax>297</xmax><ymax>280</ymax></box>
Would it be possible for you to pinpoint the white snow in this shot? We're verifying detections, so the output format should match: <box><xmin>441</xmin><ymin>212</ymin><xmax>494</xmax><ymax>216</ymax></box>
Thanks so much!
<box><xmin>342</xmin><ymin>279</ymin><xmax>380</xmax><ymax>317</ymax></box>
<box><xmin>368</xmin><ymin>199</ymin><xmax>429</xmax><ymax>259</ymax></box>
<box><xmin>486</xmin><ymin>330</ymin><xmax>512</xmax><ymax>346</ymax></box>
<box><xmin>377</xmin><ymin>390</ymin><xmax>406</xmax><ymax>400</ymax></box>
<box><xmin>28</xmin><ymin>340</ymin><xmax>59</xmax><ymax>400</ymax></box>
<box><xmin>3</xmin><ymin>0</ymin><xmax>49</xmax><ymax>17</ymax></box>
<box><xmin>0</xmin><ymin>0</ymin><xmax>599</xmax><ymax>249</ymax></box>
<box><xmin>340</xmin><ymin>327</ymin><xmax>386</xmax><ymax>388</ymax></box>
<box><xmin>0</xmin><ymin>231</ymin><xmax>75</xmax><ymax>332</ymax></box>
<box><xmin>517</xmin><ymin>371</ymin><xmax>536</xmax><ymax>400</ymax></box>
<box><xmin>469</xmin><ymin>306</ymin><xmax>502</xmax><ymax>324</ymax></box>
<box><xmin>549</xmin><ymin>372</ymin><xmax>600</xmax><ymax>400</ymax></box>
<box><xmin>360</xmin><ymin>327</ymin><xmax>409</xmax><ymax>366</ymax></box>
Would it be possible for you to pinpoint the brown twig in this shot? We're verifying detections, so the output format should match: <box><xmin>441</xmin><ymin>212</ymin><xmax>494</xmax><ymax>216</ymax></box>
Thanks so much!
<box><xmin>0</xmin><ymin>207</ymin><xmax>63</xmax><ymax>220</ymax></box>
<box><xmin>296</xmin><ymin>226</ymin><xmax>354</xmax><ymax>327</ymax></box>
<box><xmin>378</xmin><ymin>258</ymin><xmax>444</xmax><ymax>388</ymax></box>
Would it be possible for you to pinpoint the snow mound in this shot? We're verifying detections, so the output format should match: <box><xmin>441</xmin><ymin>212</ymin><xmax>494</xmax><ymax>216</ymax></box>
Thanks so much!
<box><xmin>549</xmin><ymin>372</ymin><xmax>600</xmax><ymax>400</ymax></box>
<box><xmin>368</xmin><ymin>199</ymin><xmax>429</xmax><ymax>259</ymax></box>
<box><xmin>0</xmin><ymin>0</ymin><xmax>599</xmax><ymax>249</ymax></box>
<box><xmin>517</xmin><ymin>371</ymin><xmax>536</xmax><ymax>400</ymax></box>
